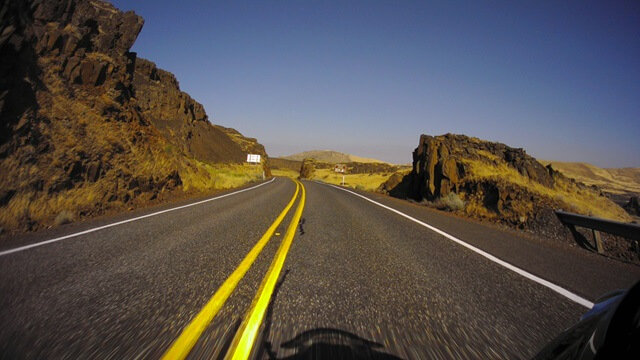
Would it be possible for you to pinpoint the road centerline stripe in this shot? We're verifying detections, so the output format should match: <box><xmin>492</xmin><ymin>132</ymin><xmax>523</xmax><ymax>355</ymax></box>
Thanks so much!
<box><xmin>160</xmin><ymin>179</ymin><xmax>299</xmax><ymax>360</ymax></box>
<box><xmin>321</xmin><ymin>182</ymin><xmax>594</xmax><ymax>309</ymax></box>
<box><xmin>225</xmin><ymin>180</ymin><xmax>306</xmax><ymax>360</ymax></box>
<box><xmin>0</xmin><ymin>178</ymin><xmax>276</xmax><ymax>257</ymax></box>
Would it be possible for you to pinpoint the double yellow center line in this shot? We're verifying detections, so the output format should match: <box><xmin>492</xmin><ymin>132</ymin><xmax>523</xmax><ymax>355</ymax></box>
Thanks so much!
<box><xmin>162</xmin><ymin>178</ymin><xmax>306</xmax><ymax>360</ymax></box>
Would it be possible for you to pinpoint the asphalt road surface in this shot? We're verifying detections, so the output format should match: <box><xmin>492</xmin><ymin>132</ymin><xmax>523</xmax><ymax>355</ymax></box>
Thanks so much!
<box><xmin>1</xmin><ymin>177</ymin><xmax>639</xmax><ymax>359</ymax></box>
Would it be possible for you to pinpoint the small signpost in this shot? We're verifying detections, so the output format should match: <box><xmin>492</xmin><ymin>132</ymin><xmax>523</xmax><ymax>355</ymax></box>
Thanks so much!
<box><xmin>246</xmin><ymin>154</ymin><xmax>264</xmax><ymax>179</ymax></box>
<box><xmin>334</xmin><ymin>164</ymin><xmax>346</xmax><ymax>185</ymax></box>
<box><xmin>246</xmin><ymin>154</ymin><xmax>261</xmax><ymax>164</ymax></box>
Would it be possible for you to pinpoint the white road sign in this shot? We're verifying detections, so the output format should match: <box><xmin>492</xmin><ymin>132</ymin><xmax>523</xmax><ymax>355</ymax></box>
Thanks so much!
<box><xmin>246</xmin><ymin>154</ymin><xmax>261</xmax><ymax>163</ymax></box>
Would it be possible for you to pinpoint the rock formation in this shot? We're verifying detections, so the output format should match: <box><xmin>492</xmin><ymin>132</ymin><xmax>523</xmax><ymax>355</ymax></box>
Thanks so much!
<box><xmin>299</xmin><ymin>158</ymin><xmax>317</xmax><ymax>179</ymax></box>
<box><xmin>0</xmin><ymin>0</ymin><xmax>268</xmax><ymax>233</ymax></box>
<box><xmin>133</xmin><ymin>59</ymin><xmax>255</xmax><ymax>164</ymax></box>
<box><xmin>380</xmin><ymin>134</ymin><xmax>630</xmax><ymax>227</ymax></box>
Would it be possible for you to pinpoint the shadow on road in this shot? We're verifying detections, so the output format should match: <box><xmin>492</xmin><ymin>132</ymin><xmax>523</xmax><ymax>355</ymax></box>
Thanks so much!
<box><xmin>263</xmin><ymin>327</ymin><xmax>403</xmax><ymax>360</ymax></box>
<box><xmin>256</xmin><ymin>270</ymin><xmax>403</xmax><ymax>360</ymax></box>
<box><xmin>566</xmin><ymin>225</ymin><xmax>598</xmax><ymax>252</ymax></box>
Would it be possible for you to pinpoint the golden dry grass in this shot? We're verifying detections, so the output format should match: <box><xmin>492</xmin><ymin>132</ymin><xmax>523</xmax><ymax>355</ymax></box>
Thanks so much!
<box><xmin>271</xmin><ymin>168</ymin><xmax>299</xmax><ymax>178</ymax></box>
<box><xmin>539</xmin><ymin>161</ymin><xmax>640</xmax><ymax>196</ymax></box>
<box><xmin>0</xmin><ymin>58</ymin><xmax>266</xmax><ymax>232</ymax></box>
<box><xmin>181</xmin><ymin>162</ymin><xmax>264</xmax><ymax>192</ymax></box>
<box><xmin>476</xmin><ymin>149</ymin><xmax>501</xmax><ymax>162</ymax></box>
<box><xmin>0</xmin><ymin>156</ymin><xmax>263</xmax><ymax>231</ymax></box>
<box><xmin>310</xmin><ymin>169</ymin><xmax>396</xmax><ymax>191</ymax></box>
<box><xmin>463</xmin><ymin>159</ymin><xmax>631</xmax><ymax>222</ymax></box>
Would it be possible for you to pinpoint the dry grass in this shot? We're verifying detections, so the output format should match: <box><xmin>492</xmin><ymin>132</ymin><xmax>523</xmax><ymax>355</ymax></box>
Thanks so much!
<box><xmin>476</xmin><ymin>149</ymin><xmax>501</xmax><ymax>162</ymax></box>
<box><xmin>0</xmin><ymin>156</ymin><xmax>263</xmax><ymax>231</ymax></box>
<box><xmin>310</xmin><ymin>169</ymin><xmax>395</xmax><ymax>191</ymax></box>
<box><xmin>462</xmin><ymin>159</ymin><xmax>630</xmax><ymax>222</ymax></box>
<box><xmin>0</xmin><ymin>58</ymin><xmax>265</xmax><ymax>233</ymax></box>
<box><xmin>54</xmin><ymin>211</ymin><xmax>75</xmax><ymax>226</ymax></box>
<box><xmin>181</xmin><ymin>162</ymin><xmax>263</xmax><ymax>191</ymax></box>
<box><xmin>539</xmin><ymin>161</ymin><xmax>640</xmax><ymax>196</ymax></box>
<box><xmin>85</xmin><ymin>52</ymin><xmax>115</xmax><ymax>64</ymax></box>
<box><xmin>271</xmin><ymin>168</ymin><xmax>299</xmax><ymax>178</ymax></box>
<box><xmin>434</xmin><ymin>193</ymin><xmax>466</xmax><ymax>211</ymax></box>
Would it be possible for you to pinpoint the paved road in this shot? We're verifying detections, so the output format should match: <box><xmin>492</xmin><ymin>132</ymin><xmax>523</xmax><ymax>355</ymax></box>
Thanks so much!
<box><xmin>0</xmin><ymin>177</ymin><xmax>638</xmax><ymax>359</ymax></box>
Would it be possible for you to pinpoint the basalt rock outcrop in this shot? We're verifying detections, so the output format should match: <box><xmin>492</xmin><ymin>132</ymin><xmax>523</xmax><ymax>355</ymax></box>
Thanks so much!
<box><xmin>407</xmin><ymin>134</ymin><xmax>553</xmax><ymax>201</ymax></box>
<box><xmin>212</xmin><ymin>124</ymin><xmax>271</xmax><ymax>177</ymax></box>
<box><xmin>298</xmin><ymin>158</ymin><xmax>317</xmax><ymax>179</ymax></box>
<box><xmin>0</xmin><ymin>0</ymin><xmax>268</xmax><ymax>233</ymax></box>
<box><xmin>381</xmin><ymin>134</ymin><xmax>630</xmax><ymax>227</ymax></box>
<box><xmin>349</xmin><ymin>162</ymin><xmax>399</xmax><ymax>174</ymax></box>
<box><xmin>133</xmin><ymin>59</ymin><xmax>257</xmax><ymax>164</ymax></box>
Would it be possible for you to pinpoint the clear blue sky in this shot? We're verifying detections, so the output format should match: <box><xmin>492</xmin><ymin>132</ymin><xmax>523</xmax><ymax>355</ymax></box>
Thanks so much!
<box><xmin>110</xmin><ymin>0</ymin><xmax>639</xmax><ymax>167</ymax></box>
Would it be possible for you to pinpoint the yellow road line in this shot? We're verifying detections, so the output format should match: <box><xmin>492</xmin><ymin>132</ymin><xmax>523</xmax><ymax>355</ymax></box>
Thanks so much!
<box><xmin>225</xmin><ymin>180</ymin><xmax>306</xmax><ymax>360</ymax></box>
<box><xmin>162</xmin><ymin>180</ymin><xmax>300</xmax><ymax>360</ymax></box>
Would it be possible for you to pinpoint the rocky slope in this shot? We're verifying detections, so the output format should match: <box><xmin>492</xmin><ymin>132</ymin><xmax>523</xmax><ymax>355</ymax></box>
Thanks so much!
<box><xmin>0</xmin><ymin>0</ymin><xmax>267</xmax><ymax>234</ymax></box>
<box><xmin>380</xmin><ymin>134</ymin><xmax>631</xmax><ymax>230</ymax></box>
<box><xmin>132</xmin><ymin>58</ymin><xmax>248</xmax><ymax>164</ymax></box>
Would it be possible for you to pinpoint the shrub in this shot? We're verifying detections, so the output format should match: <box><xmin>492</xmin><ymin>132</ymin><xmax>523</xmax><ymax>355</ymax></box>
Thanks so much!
<box><xmin>355</xmin><ymin>185</ymin><xmax>365</xmax><ymax>191</ymax></box>
<box><xmin>54</xmin><ymin>211</ymin><xmax>75</xmax><ymax>226</ymax></box>
<box><xmin>435</xmin><ymin>193</ymin><xmax>465</xmax><ymax>211</ymax></box>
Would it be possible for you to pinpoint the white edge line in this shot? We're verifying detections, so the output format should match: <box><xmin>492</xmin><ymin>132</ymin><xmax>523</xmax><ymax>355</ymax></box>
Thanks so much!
<box><xmin>320</xmin><ymin>182</ymin><xmax>594</xmax><ymax>309</ymax></box>
<box><xmin>0</xmin><ymin>178</ymin><xmax>277</xmax><ymax>257</ymax></box>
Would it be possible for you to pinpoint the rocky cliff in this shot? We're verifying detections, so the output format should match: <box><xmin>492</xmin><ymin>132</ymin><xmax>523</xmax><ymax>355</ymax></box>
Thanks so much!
<box><xmin>133</xmin><ymin>58</ymin><xmax>255</xmax><ymax>164</ymax></box>
<box><xmin>0</xmin><ymin>0</ymin><xmax>268</xmax><ymax>233</ymax></box>
<box><xmin>381</xmin><ymin>134</ymin><xmax>630</xmax><ymax>228</ymax></box>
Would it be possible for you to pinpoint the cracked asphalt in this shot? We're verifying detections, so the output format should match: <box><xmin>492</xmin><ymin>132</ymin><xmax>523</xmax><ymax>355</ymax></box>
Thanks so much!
<box><xmin>1</xmin><ymin>177</ymin><xmax>638</xmax><ymax>359</ymax></box>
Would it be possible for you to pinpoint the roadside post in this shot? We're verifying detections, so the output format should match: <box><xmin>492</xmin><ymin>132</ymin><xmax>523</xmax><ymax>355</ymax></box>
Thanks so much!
<box><xmin>246</xmin><ymin>154</ymin><xmax>262</xmax><ymax>179</ymax></box>
<box><xmin>334</xmin><ymin>164</ymin><xmax>346</xmax><ymax>185</ymax></box>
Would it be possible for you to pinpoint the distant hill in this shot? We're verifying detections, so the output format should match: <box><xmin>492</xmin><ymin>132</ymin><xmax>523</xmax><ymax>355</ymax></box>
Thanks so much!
<box><xmin>283</xmin><ymin>150</ymin><xmax>389</xmax><ymax>164</ymax></box>
<box><xmin>539</xmin><ymin>161</ymin><xmax>640</xmax><ymax>204</ymax></box>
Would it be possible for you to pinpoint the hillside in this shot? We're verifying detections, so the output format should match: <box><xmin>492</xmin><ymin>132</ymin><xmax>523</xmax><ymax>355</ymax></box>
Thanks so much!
<box><xmin>270</xmin><ymin>157</ymin><xmax>302</xmax><ymax>171</ymax></box>
<box><xmin>283</xmin><ymin>150</ymin><xmax>389</xmax><ymax>164</ymax></box>
<box><xmin>0</xmin><ymin>0</ymin><xmax>267</xmax><ymax>234</ymax></box>
<box><xmin>380</xmin><ymin>134</ymin><xmax>631</xmax><ymax>230</ymax></box>
<box><xmin>538</xmin><ymin>161</ymin><xmax>640</xmax><ymax>205</ymax></box>
<box><xmin>298</xmin><ymin>158</ymin><xmax>407</xmax><ymax>190</ymax></box>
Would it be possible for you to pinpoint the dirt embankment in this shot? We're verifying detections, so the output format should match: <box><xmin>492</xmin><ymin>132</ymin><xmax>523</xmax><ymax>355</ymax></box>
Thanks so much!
<box><xmin>0</xmin><ymin>0</ymin><xmax>268</xmax><ymax>235</ymax></box>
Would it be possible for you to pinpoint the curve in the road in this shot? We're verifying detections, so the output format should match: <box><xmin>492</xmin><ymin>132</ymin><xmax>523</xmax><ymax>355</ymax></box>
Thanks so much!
<box><xmin>163</xmin><ymin>179</ymin><xmax>306</xmax><ymax>360</ymax></box>
<box><xmin>0</xmin><ymin>178</ymin><xmax>276</xmax><ymax>257</ymax></box>
<box><xmin>227</xmin><ymin>179</ymin><xmax>307</xmax><ymax>360</ymax></box>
